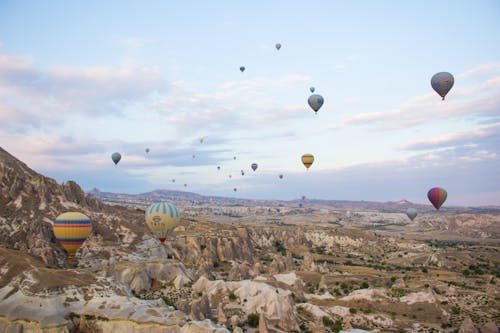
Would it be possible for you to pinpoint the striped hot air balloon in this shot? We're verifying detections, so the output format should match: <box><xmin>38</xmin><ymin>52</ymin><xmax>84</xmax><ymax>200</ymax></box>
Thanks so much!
<box><xmin>145</xmin><ymin>202</ymin><xmax>180</xmax><ymax>243</ymax></box>
<box><xmin>427</xmin><ymin>187</ymin><xmax>447</xmax><ymax>210</ymax></box>
<box><xmin>53</xmin><ymin>212</ymin><xmax>92</xmax><ymax>255</ymax></box>
<box><xmin>301</xmin><ymin>153</ymin><xmax>314</xmax><ymax>170</ymax></box>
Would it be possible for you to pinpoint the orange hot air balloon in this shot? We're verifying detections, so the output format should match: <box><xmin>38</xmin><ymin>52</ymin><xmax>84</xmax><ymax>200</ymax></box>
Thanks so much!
<box><xmin>427</xmin><ymin>187</ymin><xmax>447</xmax><ymax>210</ymax></box>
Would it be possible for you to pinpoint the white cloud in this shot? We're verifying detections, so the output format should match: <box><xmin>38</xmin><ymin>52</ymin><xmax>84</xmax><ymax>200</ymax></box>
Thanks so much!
<box><xmin>329</xmin><ymin>63</ymin><xmax>500</xmax><ymax>130</ymax></box>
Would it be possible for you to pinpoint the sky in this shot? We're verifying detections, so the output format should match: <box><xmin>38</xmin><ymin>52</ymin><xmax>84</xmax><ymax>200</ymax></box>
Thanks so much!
<box><xmin>1</xmin><ymin>1</ymin><xmax>499</xmax><ymax>206</ymax></box>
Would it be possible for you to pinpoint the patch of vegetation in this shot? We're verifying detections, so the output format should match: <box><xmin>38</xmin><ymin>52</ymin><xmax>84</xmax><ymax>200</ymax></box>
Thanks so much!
<box><xmin>246</xmin><ymin>313</ymin><xmax>259</xmax><ymax>327</ymax></box>
<box><xmin>349</xmin><ymin>308</ymin><xmax>357</xmax><ymax>314</ymax></box>
<box><xmin>228</xmin><ymin>292</ymin><xmax>237</xmax><ymax>301</ymax></box>
<box><xmin>391</xmin><ymin>288</ymin><xmax>409</xmax><ymax>297</ymax></box>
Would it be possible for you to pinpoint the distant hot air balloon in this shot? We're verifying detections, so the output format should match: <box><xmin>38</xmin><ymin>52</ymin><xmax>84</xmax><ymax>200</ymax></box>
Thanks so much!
<box><xmin>240</xmin><ymin>66</ymin><xmax>245</xmax><ymax>72</ymax></box>
<box><xmin>251</xmin><ymin>163</ymin><xmax>258</xmax><ymax>171</ymax></box>
<box><xmin>199</xmin><ymin>137</ymin><xmax>204</xmax><ymax>144</ymax></box>
<box><xmin>233</xmin><ymin>156</ymin><xmax>237</xmax><ymax>160</ymax></box>
<box><xmin>145</xmin><ymin>148</ymin><xmax>150</xmax><ymax>154</ymax></box>
<box><xmin>308</xmin><ymin>94</ymin><xmax>324</xmax><ymax>114</ymax></box>
<box><xmin>53</xmin><ymin>212</ymin><xmax>92</xmax><ymax>255</ymax></box>
<box><xmin>241</xmin><ymin>170</ymin><xmax>245</xmax><ymax>176</ymax></box>
<box><xmin>111</xmin><ymin>152</ymin><xmax>121</xmax><ymax>165</ymax></box>
<box><xmin>431</xmin><ymin>72</ymin><xmax>454</xmax><ymax>100</ymax></box>
<box><xmin>184</xmin><ymin>183</ymin><xmax>187</xmax><ymax>187</ymax></box>
<box><xmin>145</xmin><ymin>202</ymin><xmax>180</xmax><ymax>243</ymax></box>
<box><xmin>406</xmin><ymin>208</ymin><xmax>418</xmax><ymax>221</ymax></box>
<box><xmin>192</xmin><ymin>153</ymin><xmax>196</xmax><ymax>158</ymax></box>
<box><xmin>299</xmin><ymin>203</ymin><xmax>303</xmax><ymax>208</ymax></box>
<box><xmin>301</xmin><ymin>153</ymin><xmax>314</xmax><ymax>170</ymax></box>
<box><xmin>279</xmin><ymin>174</ymin><xmax>283</xmax><ymax>179</ymax></box>
<box><xmin>427</xmin><ymin>187</ymin><xmax>447</xmax><ymax>210</ymax></box>
<box><xmin>275</xmin><ymin>43</ymin><xmax>282</xmax><ymax>50</ymax></box>
<box><xmin>229</xmin><ymin>174</ymin><xmax>232</xmax><ymax>178</ymax></box>
<box><xmin>172</xmin><ymin>179</ymin><xmax>176</xmax><ymax>183</ymax></box>
<box><xmin>301</xmin><ymin>195</ymin><xmax>306</xmax><ymax>201</ymax></box>
<box><xmin>233</xmin><ymin>188</ymin><xmax>237</xmax><ymax>192</ymax></box>
<box><xmin>217</xmin><ymin>166</ymin><xmax>221</xmax><ymax>171</ymax></box>
<box><xmin>310</xmin><ymin>87</ymin><xmax>315</xmax><ymax>93</ymax></box>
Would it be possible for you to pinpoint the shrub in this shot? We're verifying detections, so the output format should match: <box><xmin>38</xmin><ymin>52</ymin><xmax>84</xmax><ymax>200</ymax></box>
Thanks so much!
<box><xmin>451</xmin><ymin>306</ymin><xmax>460</xmax><ymax>315</ymax></box>
<box><xmin>361</xmin><ymin>282</ymin><xmax>369</xmax><ymax>289</ymax></box>
<box><xmin>247</xmin><ymin>313</ymin><xmax>259</xmax><ymax>327</ymax></box>
<box><xmin>349</xmin><ymin>308</ymin><xmax>357</xmax><ymax>314</ymax></box>
<box><xmin>322</xmin><ymin>316</ymin><xmax>333</xmax><ymax>326</ymax></box>
<box><xmin>228</xmin><ymin>292</ymin><xmax>237</xmax><ymax>301</ymax></box>
<box><xmin>332</xmin><ymin>319</ymin><xmax>343</xmax><ymax>333</ymax></box>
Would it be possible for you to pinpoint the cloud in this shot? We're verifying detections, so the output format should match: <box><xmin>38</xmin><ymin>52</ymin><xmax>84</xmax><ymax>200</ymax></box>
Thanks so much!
<box><xmin>0</xmin><ymin>51</ymin><xmax>166</xmax><ymax>132</ymax></box>
<box><xmin>329</xmin><ymin>63</ymin><xmax>500</xmax><ymax>130</ymax></box>
<box><xmin>399</xmin><ymin>122</ymin><xmax>500</xmax><ymax>151</ymax></box>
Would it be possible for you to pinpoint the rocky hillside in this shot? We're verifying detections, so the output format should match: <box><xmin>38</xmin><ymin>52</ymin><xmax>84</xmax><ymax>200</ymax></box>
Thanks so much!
<box><xmin>0</xmin><ymin>146</ymin><xmax>153</xmax><ymax>267</ymax></box>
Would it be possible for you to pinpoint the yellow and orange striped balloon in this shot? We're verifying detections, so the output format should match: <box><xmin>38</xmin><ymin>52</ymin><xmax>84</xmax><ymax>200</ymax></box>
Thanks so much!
<box><xmin>53</xmin><ymin>212</ymin><xmax>92</xmax><ymax>255</ymax></box>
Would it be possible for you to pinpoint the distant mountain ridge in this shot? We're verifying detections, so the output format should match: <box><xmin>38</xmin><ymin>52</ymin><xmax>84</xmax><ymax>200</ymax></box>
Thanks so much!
<box><xmin>88</xmin><ymin>188</ymin><xmax>500</xmax><ymax>214</ymax></box>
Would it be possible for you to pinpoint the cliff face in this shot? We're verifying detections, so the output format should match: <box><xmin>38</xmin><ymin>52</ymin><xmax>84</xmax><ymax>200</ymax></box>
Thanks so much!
<box><xmin>0</xmin><ymin>146</ymin><xmax>149</xmax><ymax>266</ymax></box>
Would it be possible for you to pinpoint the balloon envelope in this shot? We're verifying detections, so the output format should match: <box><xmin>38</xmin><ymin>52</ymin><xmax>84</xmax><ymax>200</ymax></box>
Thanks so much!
<box><xmin>199</xmin><ymin>137</ymin><xmax>204</xmax><ymax>144</ymax></box>
<box><xmin>53</xmin><ymin>212</ymin><xmax>92</xmax><ymax>255</ymax></box>
<box><xmin>431</xmin><ymin>72</ymin><xmax>454</xmax><ymax>100</ymax></box>
<box><xmin>217</xmin><ymin>166</ymin><xmax>221</xmax><ymax>170</ymax></box>
<box><xmin>145</xmin><ymin>202</ymin><xmax>180</xmax><ymax>243</ymax></box>
<box><xmin>240</xmin><ymin>66</ymin><xmax>245</xmax><ymax>72</ymax></box>
<box><xmin>111</xmin><ymin>152</ymin><xmax>121</xmax><ymax>165</ymax></box>
<box><xmin>233</xmin><ymin>188</ymin><xmax>237</xmax><ymax>192</ymax></box>
<box><xmin>251</xmin><ymin>163</ymin><xmax>258</xmax><ymax>171</ymax></box>
<box><xmin>406</xmin><ymin>208</ymin><xmax>418</xmax><ymax>221</ymax></box>
<box><xmin>427</xmin><ymin>187</ymin><xmax>447</xmax><ymax>210</ymax></box>
<box><xmin>310</xmin><ymin>87</ymin><xmax>315</xmax><ymax>93</ymax></box>
<box><xmin>301</xmin><ymin>154</ymin><xmax>314</xmax><ymax>170</ymax></box>
<box><xmin>275</xmin><ymin>43</ymin><xmax>281</xmax><ymax>50</ymax></box>
<box><xmin>145</xmin><ymin>148</ymin><xmax>150</xmax><ymax>154</ymax></box>
<box><xmin>279</xmin><ymin>174</ymin><xmax>283</xmax><ymax>179</ymax></box>
<box><xmin>308</xmin><ymin>94</ymin><xmax>324</xmax><ymax>113</ymax></box>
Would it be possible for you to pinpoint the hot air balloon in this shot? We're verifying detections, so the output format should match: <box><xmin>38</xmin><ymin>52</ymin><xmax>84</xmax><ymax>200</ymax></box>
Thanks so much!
<box><xmin>301</xmin><ymin>195</ymin><xmax>306</xmax><ymax>201</ymax></box>
<box><xmin>184</xmin><ymin>183</ymin><xmax>187</xmax><ymax>187</ymax></box>
<box><xmin>308</xmin><ymin>94</ymin><xmax>324</xmax><ymax>114</ymax></box>
<box><xmin>233</xmin><ymin>188</ymin><xmax>237</xmax><ymax>192</ymax></box>
<box><xmin>145</xmin><ymin>148</ymin><xmax>150</xmax><ymax>154</ymax></box>
<box><xmin>241</xmin><ymin>170</ymin><xmax>245</xmax><ymax>176</ymax></box>
<box><xmin>428</xmin><ymin>187</ymin><xmax>447</xmax><ymax>210</ymax></box>
<box><xmin>431</xmin><ymin>72</ymin><xmax>454</xmax><ymax>100</ymax></box>
<box><xmin>251</xmin><ymin>163</ymin><xmax>258</xmax><ymax>171</ymax></box>
<box><xmin>310</xmin><ymin>87</ymin><xmax>315</xmax><ymax>93</ymax></box>
<box><xmin>406</xmin><ymin>208</ymin><xmax>418</xmax><ymax>221</ymax></box>
<box><xmin>199</xmin><ymin>137</ymin><xmax>204</xmax><ymax>144</ymax></box>
<box><xmin>111</xmin><ymin>152</ymin><xmax>121</xmax><ymax>165</ymax></box>
<box><xmin>172</xmin><ymin>179</ymin><xmax>176</xmax><ymax>183</ymax></box>
<box><xmin>53</xmin><ymin>212</ymin><xmax>92</xmax><ymax>255</ymax></box>
<box><xmin>192</xmin><ymin>153</ymin><xmax>196</xmax><ymax>158</ymax></box>
<box><xmin>301</xmin><ymin>154</ymin><xmax>314</xmax><ymax>170</ymax></box>
<box><xmin>145</xmin><ymin>202</ymin><xmax>180</xmax><ymax>243</ymax></box>
<box><xmin>240</xmin><ymin>66</ymin><xmax>245</xmax><ymax>72</ymax></box>
<box><xmin>279</xmin><ymin>174</ymin><xmax>283</xmax><ymax>179</ymax></box>
<box><xmin>275</xmin><ymin>43</ymin><xmax>281</xmax><ymax>50</ymax></box>
<box><xmin>229</xmin><ymin>174</ymin><xmax>232</xmax><ymax>178</ymax></box>
<box><xmin>299</xmin><ymin>203</ymin><xmax>303</xmax><ymax>208</ymax></box>
<box><xmin>233</xmin><ymin>156</ymin><xmax>237</xmax><ymax>160</ymax></box>
<box><xmin>217</xmin><ymin>166</ymin><xmax>221</xmax><ymax>171</ymax></box>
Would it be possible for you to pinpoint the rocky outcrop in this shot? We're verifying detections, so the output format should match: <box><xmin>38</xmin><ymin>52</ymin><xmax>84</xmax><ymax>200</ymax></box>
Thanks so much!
<box><xmin>258</xmin><ymin>311</ymin><xmax>269</xmax><ymax>333</ymax></box>
<box><xmin>459</xmin><ymin>317</ymin><xmax>479</xmax><ymax>333</ymax></box>
<box><xmin>113</xmin><ymin>262</ymin><xmax>195</xmax><ymax>294</ymax></box>
<box><xmin>190</xmin><ymin>294</ymin><xmax>211</xmax><ymax>320</ymax></box>
<box><xmin>481</xmin><ymin>322</ymin><xmax>499</xmax><ymax>333</ymax></box>
<box><xmin>192</xmin><ymin>276</ymin><xmax>300</xmax><ymax>332</ymax></box>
